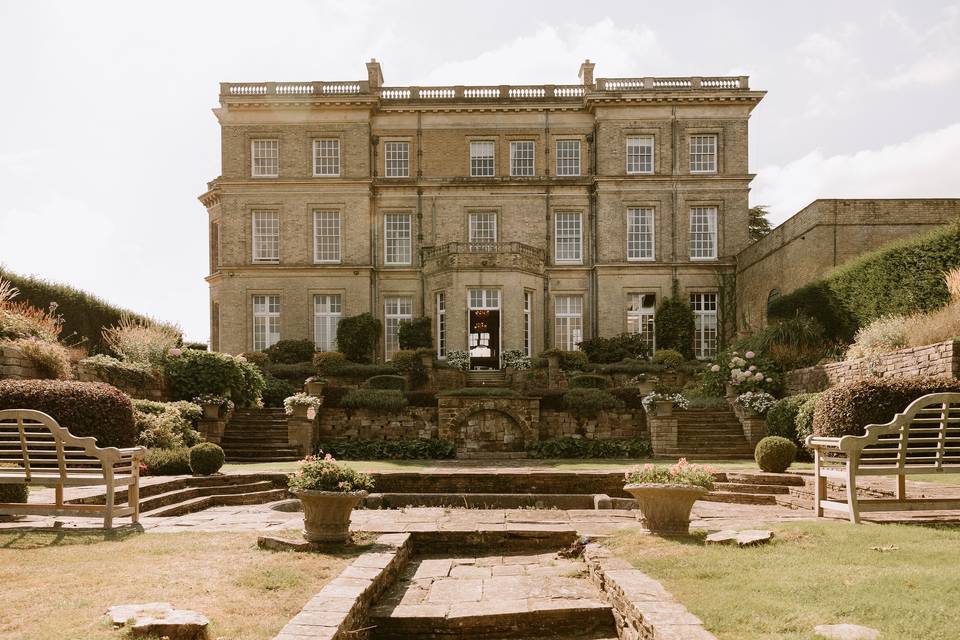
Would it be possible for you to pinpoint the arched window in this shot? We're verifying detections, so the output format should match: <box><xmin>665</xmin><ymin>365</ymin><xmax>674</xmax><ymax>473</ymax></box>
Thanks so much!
<box><xmin>767</xmin><ymin>288</ymin><xmax>781</xmax><ymax>306</ymax></box>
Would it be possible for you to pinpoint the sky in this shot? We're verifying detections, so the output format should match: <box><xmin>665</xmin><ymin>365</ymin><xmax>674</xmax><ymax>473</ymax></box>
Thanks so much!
<box><xmin>1</xmin><ymin>1</ymin><xmax>958</xmax><ymax>341</ymax></box>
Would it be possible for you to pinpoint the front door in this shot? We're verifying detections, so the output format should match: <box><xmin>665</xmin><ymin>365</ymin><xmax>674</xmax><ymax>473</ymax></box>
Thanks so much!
<box><xmin>468</xmin><ymin>288</ymin><xmax>501</xmax><ymax>369</ymax></box>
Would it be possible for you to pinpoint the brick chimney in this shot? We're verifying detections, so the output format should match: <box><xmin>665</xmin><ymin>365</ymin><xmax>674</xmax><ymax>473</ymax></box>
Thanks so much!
<box><xmin>366</xmin><ymin>58</ymin><xmax>384</xmax><ymax>90</ymax></box>
<box><xmin>578</xmin><ymin>59</ymin><xmax>595</xmax><ymax>87</ymax></box>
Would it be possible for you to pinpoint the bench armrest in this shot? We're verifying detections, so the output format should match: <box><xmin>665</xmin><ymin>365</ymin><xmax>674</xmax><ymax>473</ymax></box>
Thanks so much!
<box><xmin>805</xmin><ymin>435</ymin><xmax>842</xmax><ymax>450</ymax></box>
<box><xmin>116</xmin><ymin>447</ymin><xmax>147</xmax><ymax>461</ymax></box>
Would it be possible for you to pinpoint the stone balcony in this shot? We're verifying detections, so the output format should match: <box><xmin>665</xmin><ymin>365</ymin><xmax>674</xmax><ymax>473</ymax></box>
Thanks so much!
<box><xmin>421</xmin><ymin>242</ymin><xmax>546</xmax><ymax>276</ymax></box>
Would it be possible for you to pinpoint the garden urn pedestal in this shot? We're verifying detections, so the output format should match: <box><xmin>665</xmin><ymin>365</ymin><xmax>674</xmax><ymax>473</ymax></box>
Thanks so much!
<box><xmin>725</xmin><ymin>384</ymin><xmax>737</xmax><ymax>398</ymax></box>
<box><xmin>624</xmin><ymin>483</ymin><xmax>707</xmax><ymax>535</ymax></box>
<box><xmin>653</xmin><ymin>400</ymin><xmax>674</xmax><ymax>416</ymax></box>
<box><xmin>200</xmin><ymin>403</ymin><xmax>221</xmax><ymax>421</ymax></box>
<box><xmin>291</xmin><ymin>489</ymin><xmax>367</xmax><ymax>543</ymax></box>
<box><xmin>305</xmin><ymin>380</ymin><xmax>325</xmax><ymax>397</ymax></box>
<box><xmin>290</xmin><ymin>405</ymin><xmax>314</xmax><ymax>420</ymax></box>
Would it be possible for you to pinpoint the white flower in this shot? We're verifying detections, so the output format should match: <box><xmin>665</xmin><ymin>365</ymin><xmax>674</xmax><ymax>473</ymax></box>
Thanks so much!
<box><xmin>766</xmin><ymin>377</ymin><xmax>772</xmax><ymax>383</ymax></box>
<box><xmin>754</xmin><ymin>372</ymin><xmax>764</xmax><ymax>380</ymax></box>
<box><xmin>745</xmin><ymin>351</ymin><xmax>755</xmax><ymax>359</ymax></box>
<box><xmin>749</xmin><ymin>365</ymin><xmax>757</xmax><ymax>372</ymax></box>
<box><xmin>710</xmin><ymin>364</ymin><xmax>721</xmax><ymax>372</ymax></box>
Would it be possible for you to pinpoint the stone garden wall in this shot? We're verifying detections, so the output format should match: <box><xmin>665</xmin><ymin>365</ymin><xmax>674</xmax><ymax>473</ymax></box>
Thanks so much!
<box><xmin>539</xmin><ymin>409</ymin><xmax>647</xmax><ymax>440</ymax></box>
<box><xmin>785</xmin><ymin>339</ymin><xmax>960</xmax><ymax>394</ymax></box>
<box><xmin>0</xmin><ymin>344</ymin><xmax>39</xmax><ymax>380</ymax></box>
<box><xmin>74</xmin><ymin>361</ymin><xmax>168</xmax><ymax>401</ymax></box>
<box><xmin>318</xmin><ymin>407</ymin><xmax>438</xmax><ymax>441</ymax></box>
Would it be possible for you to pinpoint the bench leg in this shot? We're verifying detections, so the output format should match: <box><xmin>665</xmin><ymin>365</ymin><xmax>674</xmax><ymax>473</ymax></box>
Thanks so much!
<box><xmin>129</xmin><ymin>480</ymin><xmax>140</xmax><ymax>525</ymax></box>
<box><xmin>845</xmin><ymin>459</ymin><xmax>860</xmax><ymax>524</ymax></box>
<box><xmin>897</xmin><ymin>474</ymin><xmax>906</xmax><ymax>501</ymax></box>
<box><xmin>813</xmin><ymin>450</ymin><xmax>825</xmax><ymax>518</ymax></box>
<box><xmin>104</xmin><ymin>483</ymin><xmax>115</xmax><ymax>530</ymax></box>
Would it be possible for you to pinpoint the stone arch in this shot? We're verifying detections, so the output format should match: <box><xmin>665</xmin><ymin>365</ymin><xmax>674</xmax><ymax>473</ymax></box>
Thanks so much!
<box><xmin>452</xmin><ymin>408</ymin><xmax>527</xmax><ymax>455</ymax></box>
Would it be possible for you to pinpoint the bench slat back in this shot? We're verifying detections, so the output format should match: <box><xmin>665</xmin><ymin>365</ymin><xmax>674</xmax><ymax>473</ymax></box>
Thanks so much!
<box><xmin>852</xmin><ymin>393</ymin><xmax>960</xmax><ymax>472</ymax></box>
<box><xmin>0</xmin><ymin>409</ymin><xmax>116</xmax><ymax>480</ymax></box>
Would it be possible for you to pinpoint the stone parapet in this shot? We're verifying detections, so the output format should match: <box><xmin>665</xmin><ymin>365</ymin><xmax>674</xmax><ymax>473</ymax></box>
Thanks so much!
<box><xmin>785</xmin><ymin>339</ymin><xmax>960</xmax><ymax>394</ymax></box>
<box><xmin>647</xmin><ymin>414</ymin><xmax>678</xmax><ymax>457</ymax></box>
<box><xmin>74</xmin><ymin>361</ymin><xmax>168</xmax><ymax>400</ymax></box>
<box><xmin>318</xmin><ymin>407</ymin><xmax>438</xmax><ymax>441</ymax></box>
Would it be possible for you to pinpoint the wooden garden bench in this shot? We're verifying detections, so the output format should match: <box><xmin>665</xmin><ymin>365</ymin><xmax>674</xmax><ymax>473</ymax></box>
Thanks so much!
<box><xmin>0</xmin><ymin>409</ymin><xmax>146</xmax><ymax>528</ymax></box>
<box><xmin>806</xmin><ymin>393</ymin><xmax>960</xmax><ymax>523</ymax></box>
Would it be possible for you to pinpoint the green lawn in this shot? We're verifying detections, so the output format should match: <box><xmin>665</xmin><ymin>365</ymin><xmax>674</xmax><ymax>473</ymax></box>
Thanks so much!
<box><xmin>607</xmin><ymin>520</ymin><xmax>960</xmax><ymax>640</ymax></box>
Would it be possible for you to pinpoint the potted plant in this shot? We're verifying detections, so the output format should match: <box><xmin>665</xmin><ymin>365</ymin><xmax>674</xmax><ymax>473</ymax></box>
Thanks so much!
<box><xmin>734</xmin><ymin>391</ymin><xmax>777</xmax><ymax>418</ymax></box>
<box><xmin>641</xmin><ymin>392</ymin><xmax>689</xmax><ymax>417</ymax></box>
<box><xmin>193</xmin><ymin>394</ymin><xmax>234</xmax><ymax>420</ymax></box>
<box><xmin>284</xmin><ymin>392</ymin><xmax>322</xmax><ymax>420</ymax></box>
<box><xmin>304</xmin><ymin>376</ymin><xmax>326</xmax><ymax>397</ymax></box>
<box><xmin>288</xmin><ymin>454</ymin><xmax>374</xmax><ymax>542</ymax></box>
<box><xmin>624</xmin><ymin>459</ymin><xmax>716</xmax><ymax>534</ymax></box>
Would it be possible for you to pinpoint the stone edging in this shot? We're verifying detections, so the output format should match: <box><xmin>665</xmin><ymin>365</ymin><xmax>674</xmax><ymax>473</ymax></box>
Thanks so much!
<box><xmin>584</xmin><ymin>543</ymin><xmax>717</xmax><ymax>640</ymax></box>
<box><xmin>273</xmin><ymin>532</ymin><xmax>412</xmax><ymax>640</ymax></box>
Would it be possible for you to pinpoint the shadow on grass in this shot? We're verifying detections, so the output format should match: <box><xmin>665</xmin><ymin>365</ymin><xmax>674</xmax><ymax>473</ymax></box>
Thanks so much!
<box><xmin>0</xmin><ymin>523</ymin><xmax>144</xmax><ymax>550</ymax></box>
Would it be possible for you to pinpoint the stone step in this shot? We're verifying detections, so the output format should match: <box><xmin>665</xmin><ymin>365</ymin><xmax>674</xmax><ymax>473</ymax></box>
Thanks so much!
<box><xmin>140</xmin><ymin>480</ymin><xmax>278</xmax><ymax>514</ymax></box>
<box><xmin>713</xmin><ymin>482</ymin><xmax>790</xmax><ymax>495</ymax></box>
<box><xmin>723</xmin><ymin>471</ymin><xmax>806</xmax><ymax>487</ymax></box>
<box><xmin>363</xmin><ymin>492</ymin><xmax>598</xmax><ymax>510</ymax></box>
<box><xmin>220</xmin><ymin>437</ymin><xmax>292</xmax><ymax>445</ymax></box>
<box><xmin>703</xmin><ymin>491</ymin><xmax>778</xmax><ymax>505</ymax></box>
<box><xmin>65</xmin><ymin>473</ymin><xmax>288</xmax><ymax>506</ymax></box>
<box><xmin>147</xmin><ymin>488</ymin><xmax>290</xmax><ymax>517</ymax></box>
<box><xmin>224</xmin><ymin>455</ymin><xmax>302</xmax><ymax>463</ymax></box>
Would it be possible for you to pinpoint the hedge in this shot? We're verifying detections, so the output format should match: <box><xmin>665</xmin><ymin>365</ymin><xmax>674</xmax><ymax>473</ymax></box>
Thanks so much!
<box><xmin>339</xmin><ymin>389</ymin><xmax>408</xmax><ymax>411</ymax></box>
<box><xmin>164</xmin><ymin>350</ymin><xmax>265</xmax><ymax>407</ymax></box>
<box><xmin>261</xmin><ymin>375</ymin><xmax>296</xmax><ymax>408</ymax></box>
<box><xmin>528</xmin><ymin>437</ymin><xmax>651</xmax><ymax>459</ymax></box>
<box><xmin>563</xmin><ymin>388</ymin><xmax>625</xmax><ymax>417</ymax></box>
<box><xmin>325</xmin><ymin>362</ymin><xmax>397</xmax><ymax>380</ymax></box>
<box><xmin>654</xmin><ymin>295</ymin><xmax>695</xmax><ymax>359</ymax></box>
<box><xmin>145</xmin><ymin>447</ymin><xmax>192</xmax><ymax>475</ymax></box>
<box><xmin>769</xmin><ymin>224</ymin><xmax>960</xmax><ymax>341</ymax></box>
<box><xmin>336</xmin><ymin>313</ymin><xmax>381</xmax><ymax>363</ymax></box>
<box><xmin>812</xmin><ymin>376</ymin><xmax>960</xmax><ymax>438</ymax></box>
<box><xmin>766</xmin><ymin>394</ymin><xmax>819</xmax><ymax>449</ymax></box>
<box><xmin>263</xmin><ymin>339</ymin><xmax>315</xmax><ymax>364</ymax></box>
<box><xmin>576</xmin><ymin>333</ymin><xmax>649</xmax><ymax>364</ymax></box>
<box><xmin>366</xmin><ymin>375</ymin><xmax>406</xmax><ymax>391</ymax></box>
<box><xmin>317</xmin><ymin>438</ymin><xmax>455</xmax><ymax>460</ymax></box>
<box><xmin>0</xmin><ymin>380</ymin><xmax>136</xmax><ymax>448</ymax></box>
<box><xmin>397</xmin><ymin>317</ymin><xmax>432</xmax><ymax>350</ymax></box>
<box><xmin>437</xmin><ymin>387</ymin><xmax>519</xmax><ymax>398</ymax></box>
<box><xmin>0</xmin><ymin>267</ymin><xmax>154</xmax><ymax>352</ymax></box>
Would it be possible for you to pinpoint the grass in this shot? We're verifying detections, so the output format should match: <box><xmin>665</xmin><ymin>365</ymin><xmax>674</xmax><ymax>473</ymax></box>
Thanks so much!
<box><xmin>607</xmin><ymin>520</ymin><xmax>960</xmax><ymax>640</ymax></box>
<box><xmin>0</xmin><ymin>529</ymin><xmax>366</xmax><ymax>640</ymax></box>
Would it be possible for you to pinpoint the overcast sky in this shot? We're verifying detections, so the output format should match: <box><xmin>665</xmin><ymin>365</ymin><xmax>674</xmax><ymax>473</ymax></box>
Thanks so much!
<box><xmin>1</xmin><ymin>1</ymin><xmax>958</xmax><ymax>341</ymax></box>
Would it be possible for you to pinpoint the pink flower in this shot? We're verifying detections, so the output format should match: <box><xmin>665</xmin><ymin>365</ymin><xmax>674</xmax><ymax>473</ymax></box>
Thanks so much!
<box><xmin>749</xmin><ymin>365</ymin><xmax>757</xmax><ymax>372</ymax></box>
<box><xmin>754</xmin><ymin>372</ymin><xmax>764</xmax><ymax>381</ymax></box>
<box><xmin>324</xmin><ymin>453</ymin><xmax>334</xmax><ymax>461</ymax></box>
<box><xmin>710</xmin><ymin>364</ymin><xmax>721</xmax><ymax>373</ymax></box>
<box><xmin>745</xmin><ymin>351</ymin><xmax>755</xmax><ymax>359</ymax></box>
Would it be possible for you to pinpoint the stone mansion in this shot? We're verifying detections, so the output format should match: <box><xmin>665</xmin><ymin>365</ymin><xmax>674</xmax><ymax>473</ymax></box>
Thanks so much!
<box><xmin>199</xmin><ymin>60</ymin><xmax>766</xmax><ymax>366</ymax></box>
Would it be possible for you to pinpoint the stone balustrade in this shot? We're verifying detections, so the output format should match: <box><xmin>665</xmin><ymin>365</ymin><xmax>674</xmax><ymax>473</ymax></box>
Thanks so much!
<box><xmin>421</xmin><ymin>242</ymin><xmax>546</xmax><ymax>276</ymax></box>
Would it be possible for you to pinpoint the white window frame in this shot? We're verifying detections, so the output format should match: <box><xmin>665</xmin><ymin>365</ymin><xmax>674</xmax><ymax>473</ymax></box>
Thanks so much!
<box><xmin>384</xmin><ymin>296</ymin><xmax>413</xmax><ymax>360</ymax></box>
<box><xmin>436</xmin><ymin>292</ymin><xmax>446</xmax><ymax>359</ymax></box>
<box><xmin>555</xmin><ymin>139</ymin><xmax>581</xmax><ymax>176</ymax></box>
<box><xmin>689</xmin><ymin>134</ymin><xmax>718</xmax><ymax>174</ymax></box>
<box><xmin>252</xmin><ymin>294</ymin><xmax>281</xmax><ymax>351</ymax></box>
<box><xmin>384</xmin><ymin>213</ymin><xmax>412</xmax><ymax>265</ymax></box>
<box><xmin>312</xmin><ymin>139</ymin><xmax>341</xmax><ymax>177</ymax></box>
<box><xmin>313</xmin><ymin>294</ymin><xmax>342</xmax><ymax>352</ymax></box>
<box><xmin>469</xmin><ymin>141</ymin><xmax>495</xmax><ymax>177</ymax></box>
<box><xmin>554</xmin><ymin>295</ymin><xmax>583</xmax><ymax>352</ymax></box>
<box><xmin>510</xmin><ymin>140</ymin><xmax>535</xmax><ymax>177</ymax></box>
<box><xmin>627</xmin><ymin>207</ymin><xmax>655</xmax><ymax>261</ymax></box>
<box><xmin>627</xmin><ymin>293</ymin><xmax>656</xmax><ymax>354</ymax></box>
<box><xmin>384</xmin><ymin>141</ymin><xmax>410</xmax><ymax>178</ymax></box>
<box><xmin>468</xmin><ymin>212</ymin><xmax>497</xmax><ymax>249</ymax></box>
<box><xmin>313</xmin><ymin>210</ymin><xmax>341</xmax><ymax>264</ymax></box>
<box><xmin>626</xmin><ymin>136</ymin><xmax>654</xmax><ymax>175</ymax></box>
<box><xmin>691</xmin><ymin>292</ymin><xmax>719</xmax><ymax>359</ymax></box>
<box><xmin>251</xmin><ymin>139</ymin><xmax>279</xmax><ymax>177</ymax></box>
<box><xmin>689</xmin><ymin>207</ymin><xmax>718</xmax><ymax>260</ymax></box>
<box><xmin>251</xmin><ymin>210</ymin><xmax>280</xmax><ymax>264</ymax></box>
<box><xmin>523</xmin><ymin>291</ymin><xmax>533</xmax><ymax>357</ymax></box>
<box><xmin>554</xmin><ymin>212</ymin><xmax>583</xmax><ymax>264</ymax></box>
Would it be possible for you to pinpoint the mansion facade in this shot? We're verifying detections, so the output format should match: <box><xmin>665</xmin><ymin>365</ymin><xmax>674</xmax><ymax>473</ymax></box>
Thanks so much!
<box><xmin>200</xmin><ymin>60</ymin><xmax>765</xmax><ymax>366</ymax></box>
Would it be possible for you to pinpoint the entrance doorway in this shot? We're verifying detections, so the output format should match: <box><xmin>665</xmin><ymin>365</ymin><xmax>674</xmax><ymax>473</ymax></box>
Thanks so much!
<box><xmin>468</xmin><ymin>289</ymin><xmax>501</xmax><ymax>369</ymax></box>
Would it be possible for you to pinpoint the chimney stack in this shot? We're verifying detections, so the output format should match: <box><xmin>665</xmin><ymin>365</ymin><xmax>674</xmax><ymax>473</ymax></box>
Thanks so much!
<box><xmin>366</xmin><ymin>58</ymin><xmax>384</xmax><ymax>90</ymax></box>
<box><xmin>578</xmin><ymin>59</ymin><xmax>595</xmax><ymax>87</ymax></box>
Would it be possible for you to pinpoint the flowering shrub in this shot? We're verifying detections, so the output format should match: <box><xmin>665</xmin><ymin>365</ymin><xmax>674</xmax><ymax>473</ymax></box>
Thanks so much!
<box><xmin>641</xmin><ymin>392</ymin><xmax>690</xmax><ymax>413</ymax></box>
<box><xmin>445</xmin><ymin>349</ymin><xmax>470</xmax><ymax>371</ymax></box>
<box><xmin>845</xmin><ymin>315</ymin><xmax>908</xmax><ymax>360</ymax></box>
<box><xmin>166</xmin><ymin>349</ymin><xmax>265</xmax><ymax>407</ymax></box>
<box><xmin>701</xmin><ymin>349</ymin><xmax>779</xmax><ymax>395</ymax></box>
<box><xmin>284</xmin><ymin>392</ymin><xmax>322</xmax><ymax>415</ymax></box>
<box><xmin>288</xmin><ymin>454</ymin><xmax>375</xmax><ymax>493</ymax></box>
<box><xmin>7</xmin><ymin>336</ymin><xmax>72</xmax><ymax>379</ymax></box>
<box><xmin>192</xmin><ymin>394</ymin><xmax>234</xmax><ymax>412</ymax></box>
<box><xmin>0</xmin><ymin>277</ymin><xmax>63</xmax><ymax>343</ymax></box>
<box><xmin>133</xmin><ymin>400</ymin><xmax>203</xmax><ymax>449</ymax></box>
<box><xmin>102</xmin><ymin>315</ymin><xmax>182</xmax><ymax>371</ymax></box>
<box><xmin>735</xmin><ymin>391</ymin><xmax>777</xmax><ymax>415</ymax></box>
<box><xmin>624</xmin><ymin>458</ymin><xmax>716</xmax><ymax>490</ymax></box>
<box><xmin>501</xmin><ymin>349</ymin><xmax>531</xmax><ymax>370</ymax></box>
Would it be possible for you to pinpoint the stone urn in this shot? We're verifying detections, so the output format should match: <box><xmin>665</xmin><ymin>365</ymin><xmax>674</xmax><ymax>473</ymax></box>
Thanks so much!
<box><xmin>725</xmin><ymin>383</ymin><xmax>737</xmax><ymax>398</ymax></box>
<box><xmin>290</xmin><ymin>488</ymin><xmax>367</xmax><ymax>542</ymax></box>
<box><xmin>623</xmin><ymin>483</ymin><xmax>708</xmax><ymax>535</ymax></box>
<box><xmin>200</xmin><ymin>403</ymin><xmax>221</xmax><ymax>420</ymax></box>
<box><xmin>653</xmin><ymin>400</ymin><xmax>674</xmax><ymax>416</ymax></box>
<box><xmin>419</xmin><ymin>353</ymin><xmax>434</xmax><ymax>369</ymax></box>
<box><xmin>290</xmin><ymin>405</ymin><xmax>314</xmax><ymax>420</ymax></box>
<box><xmin>305</xmin><ymin>379</ymin><xmax>325</xmax><ymax>396</ymax></box>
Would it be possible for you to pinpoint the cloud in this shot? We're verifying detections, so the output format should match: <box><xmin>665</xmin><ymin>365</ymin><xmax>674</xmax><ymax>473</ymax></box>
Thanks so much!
<box><xmin>421</xmin><ymin>19</ymin><xmax>665</xmax><ymax>85</ymax></box>
<box><xmin>795</xmin><ymin>27</ymin><xmax>860</xmax><ymax>73</ymax></box>
<box><xmin>752</xmin><ymin>122</ymin><xmax>960</xmax><ymax>224</ymax></box>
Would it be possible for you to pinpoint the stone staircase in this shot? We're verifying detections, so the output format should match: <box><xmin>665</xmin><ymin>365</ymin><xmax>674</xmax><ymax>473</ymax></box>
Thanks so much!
<box><xmin>466</xmin><ymin>369</ymin><xmax>507</xmax><ymax>387</ymax></box>
<box><xmin>674</xmin><ymin>407</ymin><xmax>755</xmax><ymax>459</ymax></box>
<box><xmin>220</xmin><ymin>408</ymin><xmax>302</xmax><ymax>463</ymax></box>
<box><xmin>705</xmin><ymin>471</ymin><xmax>806</xmax><ymax>505</ymax></box>
<box><xmin>67</xmin><ymin>473</ymin><xmax>290</xmax><ymax>517</ymax></box>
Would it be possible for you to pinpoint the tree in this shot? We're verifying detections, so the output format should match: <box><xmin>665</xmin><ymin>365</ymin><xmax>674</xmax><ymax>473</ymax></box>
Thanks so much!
<box><xmin>335</xmin><ymin>313</ymin><xmax>381</xmax><ymax>363</ymax></box>
<box><xmin>749</xmin><ymin>205</ymin><xmax>773</xmax><ymax>242</ymax></box>
<box><xmin>654</xmin><ymin>296</ymin><xmax>695</xmax><ymax>360</ymax></box>
<box><xmin>398</xmin><ymin>317</ymin><xmax>432</xmax><ymax>350</ymax></box>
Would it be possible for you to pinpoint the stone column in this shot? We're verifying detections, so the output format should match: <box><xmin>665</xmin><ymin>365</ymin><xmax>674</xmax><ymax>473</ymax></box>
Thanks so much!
<box><xmin>288</xmin><ymin>415</ymin><xmax>317</xmax><ymax>458</ymax></box>
<box><xmin>741</xmin><ymin>418</ymin><xmax>767</xmax><ymax>449</ymax></box>
<box><xmin>647</xmin><ymin>414</ymin><xmax>678</xmax><ymax>457</ymax></box>
<box><xmin>197</xmin><ymin>418</ymin><xmax>226</xmax><ymax>445</ymax></box>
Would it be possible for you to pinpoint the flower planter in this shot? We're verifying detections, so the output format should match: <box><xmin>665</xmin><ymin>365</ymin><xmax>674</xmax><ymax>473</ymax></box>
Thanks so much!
<box><xmin>623</xmin><ymin>483</ymin><xmax>708</xmax><ymax>535</ymax></box>
<box><xmin>201</xmin><ymin>403</ymin><xmax>221</xmax><ymax>420</ymax></box>
<box><xmin>305</xmin><ymin>380</ymin><xmax>325</xmax><ymax>397</ymax></box>
<box><xmin>290</xmin><ymin>488</ymin><xmax>367</xmax><ymax>542</ymax></box>
<box><xmin>419</xmin><ymin>354</ymin><xmax>434</xmax><ymax>369</ymax></box>
<box><xmin>653</xmin><ymin>400</ymin><xmax>674</xmax><ymax>416</ymax></box>
<box><xmin>290</xmin><ymin>405</ymin><xmax>313</xmax><ymax>420</ymax></box>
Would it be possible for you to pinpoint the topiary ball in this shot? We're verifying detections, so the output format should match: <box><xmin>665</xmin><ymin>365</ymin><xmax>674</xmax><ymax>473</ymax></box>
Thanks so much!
<box><xmin>651</xmin><ymin>349</ymin><xmax>685</xmax><ymax>369</ymax></box>
<box><xmin>754</xmin><ymin>436</ymin><xmax>797</xmax><ymax>473</ymax></box>
<box><xmin>189</xmin><ymin>442</ymin><xmax>225</xmax><ymax>475</ymax></box>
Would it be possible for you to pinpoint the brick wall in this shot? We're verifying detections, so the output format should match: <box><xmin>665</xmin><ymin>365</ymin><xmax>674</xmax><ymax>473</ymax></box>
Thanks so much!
<box><xmin>785</xmin><ymin>339</ymin><xmax>960</xmax><ymax>394</ymax></box>
<box><xmin>0</xmin><ymin>344</ymin><xmax>39</xmax><ymax>380</ymax></box>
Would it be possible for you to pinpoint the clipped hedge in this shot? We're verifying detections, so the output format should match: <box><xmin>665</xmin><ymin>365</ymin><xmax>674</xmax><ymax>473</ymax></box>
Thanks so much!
<box><xmin>337</xmin><ymin>313</ymin><xmax>381</xmax><ymax>363</ymax></box>
<box><xmin>563</xmin><ymin>388</ymin><xmax>625</xmax><ymax>417</ymax></box>
<box><xmin>654</xmin><ymin>296</ymin><xmax>695</xmax><ymax>359</ymax></box>
<box><xmin>577</xmin><ymin>333</ymin><xmax>649</xmax><ymax>364</ymax></box>
<box><xmin>397</xmin><ymin>317</ymin><xmax>432</xmax><ymax>350</ymax></box>
<box><xmin>340</xmin><ymin>389</ymin><xmax>408</xmax><ymax>412</ymax></box>
<box><xmin>263</xmin><ymin>339</ymin><xmax>315</xmax><ymax>364</ymax></box>
<box><xmin>437</xmin><ymin>387</ymin><xmax>519</xmax><ymax>398</ymax></box>
<box><xmin>769</xmin><ymin>224</ymin><xmax>960</xmax><ymax>340</ymax></box>
<box><xmin>164</xmin><ymin>350</ymin><xmax>265</xmax><ymax>407</ymax></box>
<box><xmin>533</xmin><ymin>350</ymin><xmax>589</xmax><ymax>371</ymax></box>
<box><xmin>366</xmin><ymin>375</ymin><xmax>406</xmax><ymax>391</ymax></box>
<box><xmin>189</xmin><ymin>443</ymin><xmax>225</xmax><ymax>475</ymax></box>
<box><xmin>325</xmin><ymin>362</ymin><xmax>397</xmax><ymax>380</ymax></box>
<box><xmin>0</xmin><ymin>380</ymin><xmax>136</xmax><ymax>447</ymax></box>
<box><xmin>261</xmin><ymin>375</ymin><xmax>296</xmax><ymax>408</ymax></box>
<box><xmin>317</xmin><ymin>438</ymin><xmax>455</xmax><ymax>460</ymax></box>
<box><xmin>569</xmin><ymin>374</ymin><xmax>610</xmax><ymax>389</ymax></box>
<box><xmin>754</xmin><ymin>436</ymin><xmax>797</xmax><ymax>473</ymax></box>
<box><xmin>144</xmin><ymin>447</ymin><xmax>191</xmax><ymax>475</ymax></box>
<box><xmin>766</xmin><ymin>393</ymin><xmax>819</xmax><ymax>449</ymax></box>
<box><xmin>0</xmin><ymin>267</ymin><xmax>153</xmax><ymax>352</ymax></box>
<box><xmin>813</xmin><ymin>376</ymin><xmax>960</xmax><ymax>438</ymax></box>
<box><xmin>528</xmin><ymin>437</ymin><xmax>651</xmax><ymax>459</ymax></box>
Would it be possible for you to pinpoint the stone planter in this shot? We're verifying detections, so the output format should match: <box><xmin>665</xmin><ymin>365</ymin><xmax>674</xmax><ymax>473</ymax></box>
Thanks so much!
<box><xmin>419</xmin><ymin>353</ymin><xmax>434</xmax><ymax>369</ymax></box>
<box><xmin>290</xmin><ymin>488</ymin><xmax>367</xmax><ymax>542</ymax></box>
<box><xmin>201</xmin><ymin>403</ymin><xmax>221</xmax><ymax>420</ymax></box>
<box><xmin>725</xmin><ymin>383</ymin><xmax>737</xmax><ymax>398</ymax></box>
<box><xmin>290</xmin><ymin>405</ymin><xmax>314</xmax><ymax>420</ymax></box>
<box><xmin>653</xmin><ymin>400</ymin><xmax>674</xmax><ymax>416</ymax></box>
<box><xmin>623</xmin><ymin>483</ymin><xmax>708</xmax><ymax>535</ymax></box>
<box><xmin>305</xmin><ymin>380</ymin><xmax>325</xmax><ymax>397</ymax></box>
